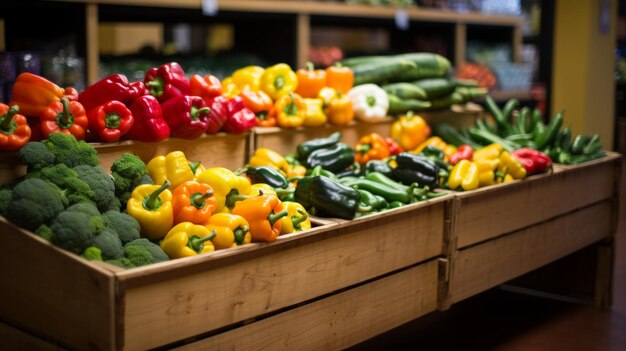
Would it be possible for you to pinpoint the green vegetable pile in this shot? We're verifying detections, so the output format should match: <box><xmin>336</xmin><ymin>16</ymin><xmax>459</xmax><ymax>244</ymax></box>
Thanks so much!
<box><xmin>0</xmin><ymin>132</ymin><xmax>167</xmax><ymax>269</ymax></box>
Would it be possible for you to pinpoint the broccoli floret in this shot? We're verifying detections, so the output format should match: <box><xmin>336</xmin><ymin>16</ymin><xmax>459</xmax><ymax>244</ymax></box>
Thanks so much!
<box><xmin>104</xmin><ymin>210</ymin><xmax>140</xmax><ymax>244</ymax></box>
<box><xmin>18</xmin><ymin>141</ymin><xmax>56</xmax><ymax>171</ymax></box>
<box><xmin>6</xmin><ymin>178</ymin><xmax>65</xmax><ymax>231</ymax></box>
<box><xmin>51</xmin><ymin>210</ymin><xmax>105</xmax><ymax>254</ymax></box>
<box><xmin>0</xmin><ymin>188</ymin><xmax>12</xmax><ymax>216</ymax></box>
<box><xmin>124</xmin><ymin>245</ymin><xmax>154</xmax><ymax>267</ymax></box>
<box><xmin>35</xmin><ymin>224</ymin><xmax>54</xmax><ymax>242</ymax></box>
<box><xmin>43</xmin><ymin>132</ymin><xmax>99</xmax><ymax>168</ymax></box>
<box><xmin>105</xmin><ymin>258</ymin><xmax>135</xmax><ymax>269</ymax></box>
<box><xmin>124</xmin><ymin>238</ymin><xmax>169</xmax><ymax>264</ymax></box>
<box><xmin>66</xmin><ymin>202</ymin><xmax>101</xmax><ymax>217</ymax></box>
<box><xmin>111</xmin><ymin>153</ymin><xmax>150</xmax><ymax>208</ymax></box>
<box><xmin>29</xmin><ymin>164</ymin><xmax>96</xmax><ymax>207</ymax></box>
<box><xmin>73</xmin><ymin>165</ymin><xmax>120</xmax><ymax>213</ymax></box>
<box><xmin>81</xmin><ymin>246</ymin><xmax>103</xmax><ymax>261</ymax></box>
<box><xmin>92</xmin><ymin>227</ymin><xmax>124</xmax><ymax>260</ymax></box>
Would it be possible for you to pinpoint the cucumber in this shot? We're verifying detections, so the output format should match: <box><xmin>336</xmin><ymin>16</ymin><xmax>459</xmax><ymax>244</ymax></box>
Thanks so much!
<box><xmin>434</xmin><ymin>123</ymin><xmax>481</xmax><ymax>148</ymax></box>
<box><xmin>351</xmin><ymin>59</ymin><xmax>417</xmax><ymax>85</ymax></box>
<box><xmin>339</xmin><ymin>56</ymin><xmax>388</xmax><ymax>67</ymax></box>
<box><xmin>382</xmin><ymin>82</ymin><xmax>427</xmax><ymax>100</ymax></box>
<box><xmin>413</xmin><ymin>78</ymin><xmax>456</xmax><ymax>99</ymax></box>
<box><xmin>453</xmin><ymin>78</ymin><xmax>479</xmax><ymax>88</ymax></box>
<box><xmin>427</xmin><ymin>91</ymin><xmax>464</xmax><ymax>110</ymax></box>
<box><xmin>455</xmin><ymin>86</ymin><xmax>488</xmax><ymax>102</ymax></box>
<box><xmin>395</xmin><ymin>52</ymin><xmax>451</xmax><ymax>80</ymax></box>
<box><xmin>387</xmin><ymin>94</ymin><xmax>431</xmax><ymax>115</ymax></box>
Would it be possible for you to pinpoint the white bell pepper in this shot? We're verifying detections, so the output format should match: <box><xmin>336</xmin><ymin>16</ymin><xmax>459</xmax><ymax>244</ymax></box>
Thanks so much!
<box><xmin>347</xmin><ymin>84</ymin><xmax>389</xmax><ymax>122</ymax></box>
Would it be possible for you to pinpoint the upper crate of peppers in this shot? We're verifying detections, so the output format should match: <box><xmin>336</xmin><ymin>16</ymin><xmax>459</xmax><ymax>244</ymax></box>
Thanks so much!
<box><xmin>338</xmin><ymin>53</ymin><xmax>488</xmax><ymax>115</ymax></box>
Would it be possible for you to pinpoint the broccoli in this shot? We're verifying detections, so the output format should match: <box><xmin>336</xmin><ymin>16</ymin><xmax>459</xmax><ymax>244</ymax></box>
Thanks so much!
<box><xmin>104</xmin><ymin>210</ymin><xmax>140</xmax><ymax>244</ymax></box>
<box><xmin>0</xmin><ymin>188</ymin><xmax>12</xmax><ymax>216</ymax></box>
<box><xmin>105</xmin><ymin>258</ymin><xmax>136</xmax><ymax>269</ymax></box>
<box><xmin>66</xmin><ymin>202</ymin><xmax>101</xmax><ymax>217</ymax></box>
<box><xmin>73</xmin><ymin>165</ymin><xmax>120</xmax><ymax>213</ymax></box>
<box><xmin>28</xmin><ymin>164</ymin><xmax>96</xmax><ymax>206</ymax></box>
<box><xmin>51</xmin><ymin>210</ymin><xmax>105</xmax><ymax>254</ymax></box>
<box><xmin>124</xmin><ymin>245</ymin><xmax>154</xmax><ymax>267</ymax></box>
<box><xmin>43</xmin><ymin>132</ymin><xmax>99</xmax><ymax>168</ymax></box>
<box><xmin>110</xmin><ymin>153</ymin><xmax>151</xmax><ymax>208</ymax></box>
<box><xmin>124</xmin><ymin>238</ymin><xmax>170</xmax><ymax>265</ymax></box>
<box><xmin>35</xmin><ymin>224</ymin><xmax>54</xmax><ymax>242</ymax></box>
<box><xmin>91</xmin><ymin>227</ymin><xmax>124</xmax><ymax>260</ymax></box>
<box><xmin>18</xmin><ymin>141</ymin><xmax>56</xmax><ymax>171</ymax></box>
<box><xmin>81</xmin><ymin>246</ymin><xmax>103</xmax><ymax>261</ymax></box>
<box><xmin>6</xmin><ymin>178</ymin><xmax>65</xmax><ymax>231</ymax></box>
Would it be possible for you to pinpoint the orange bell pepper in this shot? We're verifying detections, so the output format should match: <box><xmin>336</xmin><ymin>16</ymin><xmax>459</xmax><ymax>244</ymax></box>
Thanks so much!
<box><xmin>230</xmin><ymin>194</ymin><xmax>288</xmax><ymax>242</ymax></box>
<box><xmin>390</xmin><ymin>112</ymin><xmax>430</xmax><ymax>151</ymax></box>
<box><xmin>0</xmin><ymin>104</ymin><xmax>31</xmax><ymax>151</ymax></box>
<box><xmin>10</xmin><ymin>72</ymin><xmax>64</xmax><ymax>117</ymax></box>
<box><xmin>354</xmin><ymin>133</ymin><xmax>391</xmax><ymax>165</ymax></box>
<box><xmin>190</xmin><ymin>74</ymin><xmax>222</xmax><ymax>103</ymax></box>
<box><xmin>295</xmin><ymin>62</ymin><xmax>326</xmax><ymax>98</ymax></box>
<box><xmin>172</xmin><ymin>181</ymin><xmax>217</xmax><ymax>225</ymax></box>
<box><xmin>275</xmin><ymin>93</ymin><xmax>306</xmax><ymax>128</ymax></box>
<box><xmin>239</xmin><ymin>88</ymin><xmax>275</xmax><ymax>127</ymax></box>
<box><xmin>40</xmin><ymin>98</ymin><xmax>89</xmax><ymax>140</ymax></box>
<box><xmin>326</xmin><ymin>93</ymin><xmax>354</xmax><ymax>126</ymax></box>
<box><xmin>325</xmin><ymin>64</ymin><xmax>354</xmax><ymax>94</ymax></box>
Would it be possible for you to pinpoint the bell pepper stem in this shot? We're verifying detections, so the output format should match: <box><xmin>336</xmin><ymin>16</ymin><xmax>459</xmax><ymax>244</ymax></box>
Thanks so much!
<box><xmin>56</xmin><ymin>98</ymin><xmax>75</xmax><ymax>129</ymax></box>
<box><xmin>307</xmin><ymin>61</ymin><xmax>315</xmax><ymax>71</ymax></box>
<box><xmin>143</xmin><ymin>180</ymin><xmax>170</xmax><ymax>211</ymax></box>
<box><xmin>273</xmin><ymin>186</ymin><xmax>295</xmax><ymax>196</ymax></box>
<box><xmin>191</xmin><ymin>190</ymin><xmax>214</xmax><ymax>209</ymax></box>
<box><xmin>267</xmin><ymin>209</ymin><xmax>288</xmax><ymax>227</ymax></box>
<box><xmin>233</xmin><ymin>166</ymin><xmax>247</xmax><ymax>175</ymax></box>
<box><xmin>191</xmin><ymin>106</ymin><xmax>211</xmax><ymax>120</ymax></box>
<box><xmin>234</xmin><ymin>225</ymin><xmax>249</xmax><ymax>245</ymax></box>
<box><xmin>285</xmin><ymin>93</ymin><xmax>298</xmax><ymax>116</ymax></box>
<box><xmin>146</xmin><ymin>78</ymin><xmax>164</xmax><ymax>96</ymax></box>
<box><xmin>274</xmin><ymin>76</ymin><xmax>285</xmax><ymax>90</ymax></box>
<box><xmin>189</xmin><ymin>161</ymin><xmax>202</xmax><ymax>174</ymax></box>
<box><xmin>0</xmin><ymin>105</ymin><xmax>19</xmax><ymax>133</ymax></box>
<box><xmin>226</xmin><ymin>189</ymin><xmax>251</xmax><ymax>209</ymax></box>
<box><xmin>366</xmin><ymin>95</ymin><xmax>376</xmax><ymax>107</ymax></box>
<box><xmin>291</xmin><ymin>208</ymin><xmax>308</xmax><ymax>230</ymax></box>
<box><xmin>188</xmin><ymin>230</ymin><xmax>217</xmax><ymax>253</ymax></box>
<box><xmin>355</xmin><ymin>144</ymin><xmax>371</xmax><ymax>154</ymax></box>
<box><xmin>105</xmin><ymin>113</ymin><xmax>121</xmax><ymax>129</ymax></box>
<box><xmin>406</xmin><ymin>183</ymin><xmax>417</xmax><ymax>203</ymax></box>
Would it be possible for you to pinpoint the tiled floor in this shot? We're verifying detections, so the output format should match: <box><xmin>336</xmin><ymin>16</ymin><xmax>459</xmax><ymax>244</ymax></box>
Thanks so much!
<box><xmin>351</xmin><ymin>163</ymin><xmax>626</xmax><ymax>351</ymax></box>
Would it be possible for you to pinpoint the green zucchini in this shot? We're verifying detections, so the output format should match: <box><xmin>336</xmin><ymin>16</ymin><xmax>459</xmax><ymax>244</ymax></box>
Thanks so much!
<box><xmin>395</xmin><ymin>52</ymin><xmax>451</xmax><ymax>80</ymax></box>
<box><xmin>339</xmin><ymin>56</ymin><xmax>388</xmax><ymax>68</ymax></box>
<box><xmin>352</xmin><ymin>59</ymin><xmax>417</xmax><ymax>85</ymax></box>
<box><xmin>453</xmin><ymin>78</ymin><xmax>479</xmax><ymax>88</ymax></box>
<box><xmin>382</xmin><ymin>82</ymin><xmax>427</xmax><ymax>100</ymax></box>
<box><xmin>413</xmin><ymin>78</ymin><xmax>456</xmax><ymax>99</ymax></box>
<box><xmin>387</xmin><ymin>94</ymin><xmax>431</xmax><ymax>115</ymax></box>
<box><xmin>427</xmin><ymin>91</ymin><xmax>464</xmax><ymax>110</ymax></box>
<box><xmin>535</xmin><ymin>111</ymin><xmax>564</xmax><ymax>150</ymax></box>
<box><xmin>570</xmin><ymin>134</ymin><xmax>591</xmax><ymax>155</ymax></box>
<box><xmin>455</xmin><ymin>86</ymin><xmax>488</xmax><ymax>102</ymax></box>
<box><xmin>433</xmin><ymin>123</ymin><xmax>481</xmax><ymax>148</ymax></box>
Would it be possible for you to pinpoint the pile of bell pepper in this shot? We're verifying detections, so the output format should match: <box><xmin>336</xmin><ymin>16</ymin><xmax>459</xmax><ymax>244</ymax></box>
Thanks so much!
<box><xmin>221</xmin><ymin>62</ymin><xmax>357</xmax><ymax>128</ymax></box>
<box><xmin>1</xmin><ymin>62</ymin><xmax>260</xmax><ymax>151</ymax></box>
<box><xmin>126</xmin><ymin>150</ymin><xmax>312</xmax><ymax>259</ymax></box>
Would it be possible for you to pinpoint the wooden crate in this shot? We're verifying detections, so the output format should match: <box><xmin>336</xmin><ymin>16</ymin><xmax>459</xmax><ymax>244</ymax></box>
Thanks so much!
<box><xmin>451</xmin><ymin>152</ymin><xmax>622</xmax><ymax>249</ymax></box>
<box><xmin>0</xmin><ymin>193</ymin><xmax>449</xmax><ymax>350</ymax></box>
<box><xmin>449</xmin><ymin>200</ymin><xmax>614</xmax><ymax>304</ymax></box>
<box><xmin>0</xmin><ymin>133</ymin><xmax>250</xmax><ymax>184</ymax></box>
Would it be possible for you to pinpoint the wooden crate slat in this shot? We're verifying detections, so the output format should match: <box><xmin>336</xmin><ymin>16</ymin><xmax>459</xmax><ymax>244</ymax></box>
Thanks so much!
<box><xmin>450</xmin><ymin>201</ymin><xmax>613</xmax><ymax>304</ymax></box>
<box><xmin>174</xmin><ymin>260</ymin><xmax>439</xmax><ymax>351</ymax></box>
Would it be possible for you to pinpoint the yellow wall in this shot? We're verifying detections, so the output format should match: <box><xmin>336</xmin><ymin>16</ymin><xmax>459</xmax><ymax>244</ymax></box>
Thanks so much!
<box><xmin>552</xmin><ymin>0</ymin><xmax>617</xmax><ymax>149</ymax></box>
<box><xmin>99</xmin><ymin>23</ymin><xmax>163</xmax><ymax>56</ymax></box>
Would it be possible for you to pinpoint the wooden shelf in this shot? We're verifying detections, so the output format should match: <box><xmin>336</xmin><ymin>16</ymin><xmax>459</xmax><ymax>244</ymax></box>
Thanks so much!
<box><xmin>488</xmin><ymin>89</ymin><xmax>534</xmax><ymax>102</ymax></box>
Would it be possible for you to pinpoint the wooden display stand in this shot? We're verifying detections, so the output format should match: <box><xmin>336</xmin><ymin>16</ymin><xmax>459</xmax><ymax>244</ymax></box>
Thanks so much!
<box><xmin>0</xmin><ymin>119</ymin><xmax>622</xmax><ymax>350</ymax></box>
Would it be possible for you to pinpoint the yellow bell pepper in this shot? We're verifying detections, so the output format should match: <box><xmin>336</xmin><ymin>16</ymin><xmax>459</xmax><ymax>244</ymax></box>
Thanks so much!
<box><xmin>260</xmin><ymin>63</ymin><xmax>298</xmax><ymax>100</ymax></box>
<box><xmin>275</xmin><ymin>93</ymin><xmax>306</xmax><ymax>128</ymax></box>
<box><xmin>473</xmin><ymin>143</ymin><xmax>503</xmax><ymax>162</ymax></box>
<box><xmin>276</xmin><ymin>201</ymin><xmax>310</xmax><ymax>235</ymax></box>
<box><xmin>391</xmin><ymin>112</ymin><xmax>431</xmax><ymax>151</ymax></box>
<box><xmin>499</xmin><ymin>151</ymin><xmax>527</xmax><ymax>180</ymax></box>
<box><xmin>206</xmin><ymin>213</ymin><xmax>251</xmax><ymax>248</ymax></box>
<box><xmin>231</xmin><ymin>65</ymin><xmax>265</xmax><ymax>91</ymax></box>
<box><xmin>196</xmin><ymin>167</ymin><xmax>252</xmax><ymax>213</ymax></box>
<box><xmin>160</xmin><ymin>222</ymin><xmax>216</xmax><ymax>259</ymax></box>
<box><xmin>475</xmin><ymin>158</ymin><xmax>501</xmax><ymax>187</ymax></box>
<box><xmin>413</xmin><ymin>136</ymin><xmax>446</xmax><ymax>154</ymax></box>
<box><xmin>248</xmin><ymin>148</ymin><xmax>290</xmax><ymax>175</ymax></box>
<box><xmin>286</xmin><ymin>164</ymin><xmax>307</xmax><ymax>179</ymax></box>
<box><xmin>326</xmin><ymin>93</ymin><xmax>354</xmax><ymax>126</ymax></box>
<box><xmin>221</xmin><ymin>77</ymin><xmax>240</xmax><ymax>98</ymax></box>
<box><xmin>127</xmin><ymin>181</ymin><xmax>174</xmax><ymax>241</ymax></box>
<box><xmin>249</xmin><ymin>183</ymin><xmax>277</xmax><ymax>197</ymax></box>
<box><xmin>147</xmin><ymin>151</ymin><xmax>199</xmax><ymax>190</ymax></box>
<box><xmin>303</xmin><ymin>98</ymin><xmax>327</xmax><ymax>127</ymax></box>
<box><xmin>448</xmin><ymin>159</ymin><xmax>479</xmax><ymax>191</ymax></box>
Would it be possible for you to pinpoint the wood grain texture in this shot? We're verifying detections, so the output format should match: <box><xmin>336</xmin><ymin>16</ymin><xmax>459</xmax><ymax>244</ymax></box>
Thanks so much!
<box><xmin>454</xmin><ymin>156</ymin><xmax>618</xmax><ymax>248</ymax></box>
<box><xmin>174</xmin><ymin>260</ymin><xmax>438</xmax><ymax>351</ymax></box>
<box><xmin>119</xmin><ymin>202</ymin><xmax>445</xmax><ymax>350</ymax></box>
<box><xmin>0</xmin><ymin>321</ymin><xmax>62</xmax><ymax>351</ymax></box>
<box><xmin>0</xmin><ymin>218</ymin><xmax>117</xmax><ymax>351</ymax></box>
<box><xmin>450</xmin><ymin>201</ymin><xmax>613</xmax><ymax>304</ymax></box>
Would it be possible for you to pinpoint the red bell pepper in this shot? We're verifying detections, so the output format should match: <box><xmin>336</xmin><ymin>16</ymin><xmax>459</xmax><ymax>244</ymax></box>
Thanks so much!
<box><xmin>384</xmin><ymin>136</ymin><xmax>404</xmax><ymax>156</ymax></box>
<box><xmin>222</xmin><ymin>96</ymin><xmax>256</xmax><ymax>134</ymax></box>
<box><xmin>0</xmin><ymin>104</ymin><xmax>31</xmax><ymax>151</ymax></box>
<box><xmin>161</xmin><ymin>95</ymin><xmax>210</xmax><ymax>140</ymax></box>
<box><xmin>88</xmin><ymin>100</ymin><xmax>134</xmax><ymax>143</ymax></box>
<box><xmin>125</xmin><ymin>95</ymin><xmax>170</xmax><ymax>143</ymax></box>
<box><xmin>205</xmin><ymin>95</ymin><xmax>229</xmax><ymax>134</ymax></box>
<box><xmin>190</xmin><ymin>74</ymin><xmax>222</xmax><ymax>103</ymax></box>
<box><xmin>78</xmin><ymin>74</ymin><xmax>146</xmax><ymax>111</ymax></box>
<box><xmin>26</xmin><ymin>116</ymin><xmax>43</xmax><ymax>141</ymax></box>
<box><xmin>511</xmin><ymin>147</ymin><xmax>552</xmax><ymax>175</ymax></box>
<box><xmin>40</xmin><ymin>98</ymin><xmax>89</xmax><ymax>140</ymax></box>
<box><xmin>144</xmin><ymin>62</ymin><xmax>190</xmax><ymax>103</ymax></box>
<box><xmin>449</xmin><ymin>144</ymin><xmax>474</xmax><ymax>166</ymax></box>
